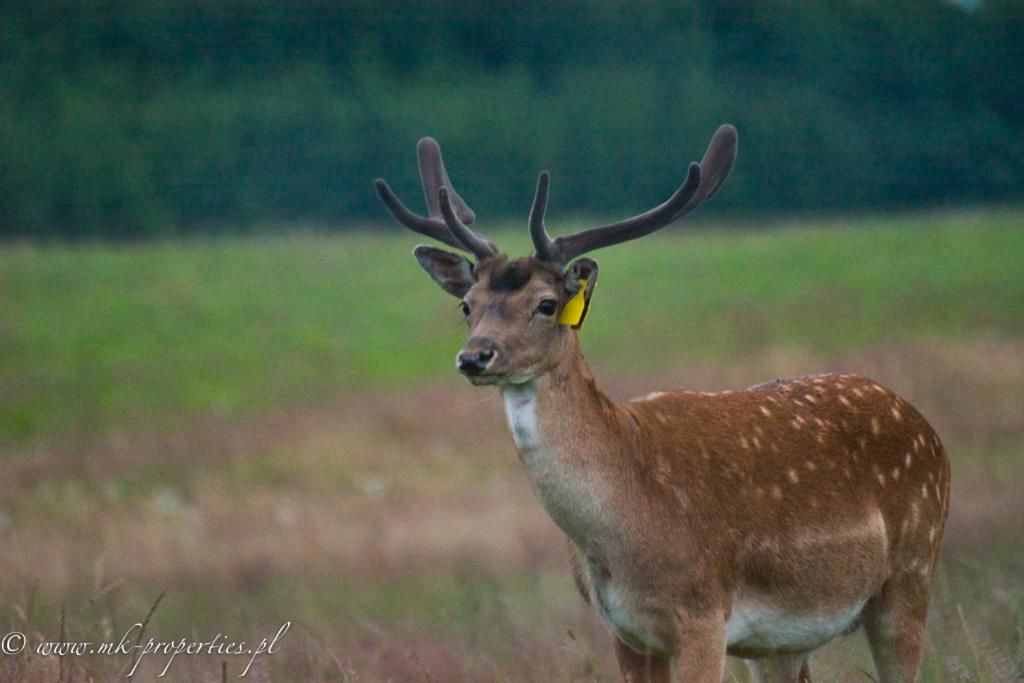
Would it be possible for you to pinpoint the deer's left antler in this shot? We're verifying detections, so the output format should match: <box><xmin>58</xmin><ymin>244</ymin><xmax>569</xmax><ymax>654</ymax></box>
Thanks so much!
<box><xmin>530</xmin><ymin>124</ymin><xmax>738</xmax><ymax>263</ymax></box>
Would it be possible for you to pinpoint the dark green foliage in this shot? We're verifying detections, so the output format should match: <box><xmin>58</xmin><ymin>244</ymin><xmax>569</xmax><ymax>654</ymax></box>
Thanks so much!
<box><xmin>0</xmin><ymin>0</ymin><xmax>1021</xmax><ymax>237</ymax></box>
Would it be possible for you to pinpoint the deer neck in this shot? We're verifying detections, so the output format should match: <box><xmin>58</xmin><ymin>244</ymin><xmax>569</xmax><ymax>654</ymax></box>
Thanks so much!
<box><xmin>500</xmin><ymin>333</ymin><xmax>628</xmax><ymax>543</ymax></box>
<box><xmin>501</xmin><ymin>333</ymin><xmax>615</xmax><ymax>449</ymax></box>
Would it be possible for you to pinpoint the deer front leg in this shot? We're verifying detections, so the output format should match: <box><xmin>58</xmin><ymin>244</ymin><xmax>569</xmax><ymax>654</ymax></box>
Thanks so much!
<box><xmin>672</xmin><ymin>610</ymin><xmax>727</xmax><ymax>683</ymax></box>
<box><xmin>613</xmin><ymin>639</ymin><xmax>672</xmax><ymax>683</ymax></box>
<box><xmin>748</xmin><ymin>654</ymin><xmax>813</xmax><ymax>683</ymax></box>
<box><xmin>611</xmin><ymin>610</ymin><xmax>726</xmax><ymax>683</ymax></box>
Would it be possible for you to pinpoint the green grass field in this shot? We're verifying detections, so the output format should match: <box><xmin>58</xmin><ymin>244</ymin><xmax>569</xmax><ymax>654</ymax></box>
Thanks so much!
<box><xmin>1</xmin><ymin>208</ymin><xmax>1022</xmax><ymax>681</ymax></box>
<box><xmin>2</xmin><ymin>207</ymin><xmax>1022</xmax><ymax>442</ymax></box>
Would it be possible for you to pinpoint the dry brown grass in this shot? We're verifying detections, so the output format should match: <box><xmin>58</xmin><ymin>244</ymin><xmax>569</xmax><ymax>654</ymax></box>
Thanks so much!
<box><xmin>1</xmin><ymin>337</ymin><xmax>1022</xmax><ymax>682</ymax></box>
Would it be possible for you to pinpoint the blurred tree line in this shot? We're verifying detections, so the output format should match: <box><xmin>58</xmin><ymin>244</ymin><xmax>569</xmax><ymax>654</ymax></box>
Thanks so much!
<box><xmin>0</xmin><ymin>0</ymin><xmax>1021</xmax><ymax>238</ymax></box>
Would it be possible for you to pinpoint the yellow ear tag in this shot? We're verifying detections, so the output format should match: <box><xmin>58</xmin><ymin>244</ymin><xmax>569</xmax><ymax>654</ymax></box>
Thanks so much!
<box><xmin>559</xmin><ymin>278</ymin><xmax>592</xmax><ymax>329</ymax></box>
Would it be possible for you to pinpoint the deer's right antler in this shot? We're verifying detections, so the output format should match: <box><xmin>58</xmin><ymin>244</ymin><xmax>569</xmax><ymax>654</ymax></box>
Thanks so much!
<box><xmin>375</xmin><ymin>138</ymin><xmax>498</xmax><ymax>261</ymax></box>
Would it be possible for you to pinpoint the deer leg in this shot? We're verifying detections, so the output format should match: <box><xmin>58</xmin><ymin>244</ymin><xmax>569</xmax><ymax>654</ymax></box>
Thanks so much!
<box><xmin>613</xmin><ymin>639</ymin><xmax>671</xmax><ymax>683</ymax></box>
<box><xmin>670</xmin><ymin>611</ymin><xmax>726</xmax><ymax>683</ymax></box>
<box><xmin>747</xmin><ymin>654</ymin><xmax>812</xmax><ymax>683</ymax></box>
<box><xmin>863</xmin><ymin>574</ymin><xmax>930</xmax><ymax>683</ymax></box>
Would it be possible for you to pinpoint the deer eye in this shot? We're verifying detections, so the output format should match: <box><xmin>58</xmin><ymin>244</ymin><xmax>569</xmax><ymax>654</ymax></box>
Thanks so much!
<box><xmin>459</xmin><ymin>301</ymin><xmax>470</xmax><ymax>317</ymax></box>
<box><xmin>536</xmin><ymin>299</ymin><xmax>558</xmax><ymax>317</ymax></box>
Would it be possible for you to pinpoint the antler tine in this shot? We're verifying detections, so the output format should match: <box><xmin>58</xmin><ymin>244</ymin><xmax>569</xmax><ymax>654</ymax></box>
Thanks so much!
<box><xmin>439</xmin><ymin>187</ymin><xmax>498</xmax><ymax>261</ymax></box>
<box><xmin>416</xmin><ymin>137</ymin><xmax>476</xmax><ymax>225</ymax></box>
<box><xmin>373</xmin><ymin>179</ymin><xmax>466</xmax><ymax>250</ymax></box>
<box><xmin>681</xmin><ymin>123</ymin><xmax>739</xmax><ymax>212</ymax></box>
<box><xmin>375</xmin><ymin>137</ymin><xmax>499</xmax><ymax>258</ymax></box>
<box><xmin>529</xmin><ymin>171</ymin><xmax>557</xmax><ymax>262</ymax></box>
<box><xmin>537</xmin><ymin>124</ymin><xmax>738</xmax><ymax>263</ymax></box>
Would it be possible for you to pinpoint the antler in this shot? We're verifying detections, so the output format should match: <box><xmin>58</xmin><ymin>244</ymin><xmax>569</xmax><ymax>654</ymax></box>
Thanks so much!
<box><xmin>375</xmin><ymin>137</ymin><xmax>498</xmax><ymax>260</ymax></box>
<box><xmin>531</xmin><ymin>124</ymin><xmax>738</xmax><ymax>263</ymax></box>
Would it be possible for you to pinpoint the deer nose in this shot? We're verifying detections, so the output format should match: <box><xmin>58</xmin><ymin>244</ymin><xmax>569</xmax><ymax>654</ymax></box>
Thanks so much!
<box><xmin>457</xmin><ymin>340</ymin><xmax>498</xmax><ymax>376</ymax></box>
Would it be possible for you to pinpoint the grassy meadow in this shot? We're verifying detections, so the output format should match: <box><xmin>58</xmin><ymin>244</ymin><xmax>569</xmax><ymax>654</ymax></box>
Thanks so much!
<box><xmin>1</xmin><ymin>207</ymin><xmax>1023</xmax><ymax>681</ymax></box>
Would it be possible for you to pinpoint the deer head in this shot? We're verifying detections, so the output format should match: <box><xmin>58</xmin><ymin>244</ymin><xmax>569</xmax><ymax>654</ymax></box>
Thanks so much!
<box><xmin>374</xmin><ymin>126</ymin><xmax>738</xmax><ymax>385</ymax></box>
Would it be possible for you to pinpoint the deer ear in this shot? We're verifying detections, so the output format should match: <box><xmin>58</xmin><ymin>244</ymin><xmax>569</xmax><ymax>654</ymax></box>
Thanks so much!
<box><xmin>413</xmin><ymin>245</ymin><xmax>475</xmax><ymax>298</ymax></box>
<box><xmin>560</xmin><ymin>258</ymin><xmax>598</xmax><ymax>328</ymax></box>
<box><xmin>564</xmin><ymin>258</ymin><xmax>598</xmax><ymax>302</ymax></box>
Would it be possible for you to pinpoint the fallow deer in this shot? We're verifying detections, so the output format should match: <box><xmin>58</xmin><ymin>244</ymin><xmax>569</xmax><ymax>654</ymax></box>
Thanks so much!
<box><xmin>374</xmin><ymin>126</ymin><xmax>950</xmax><ymax>683</ymax></box>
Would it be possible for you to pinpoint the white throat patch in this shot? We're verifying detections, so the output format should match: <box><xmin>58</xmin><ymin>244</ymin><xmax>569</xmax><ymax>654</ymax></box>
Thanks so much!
<box><xmin>502</xmin><ymin>382</ymin><xmax>542</xmax><ymax>450</ymax></box>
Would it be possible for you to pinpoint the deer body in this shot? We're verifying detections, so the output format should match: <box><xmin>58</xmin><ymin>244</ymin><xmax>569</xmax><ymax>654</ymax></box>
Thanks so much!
<box><xmin>376</xmin><ymin>127</ymin><xmax>950</xmax><ymax>682</ymax></box>
<box><xmin>502</xmin><ymin>331</ymin><xmax>948</xmax><ymax>676</ymax></box>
